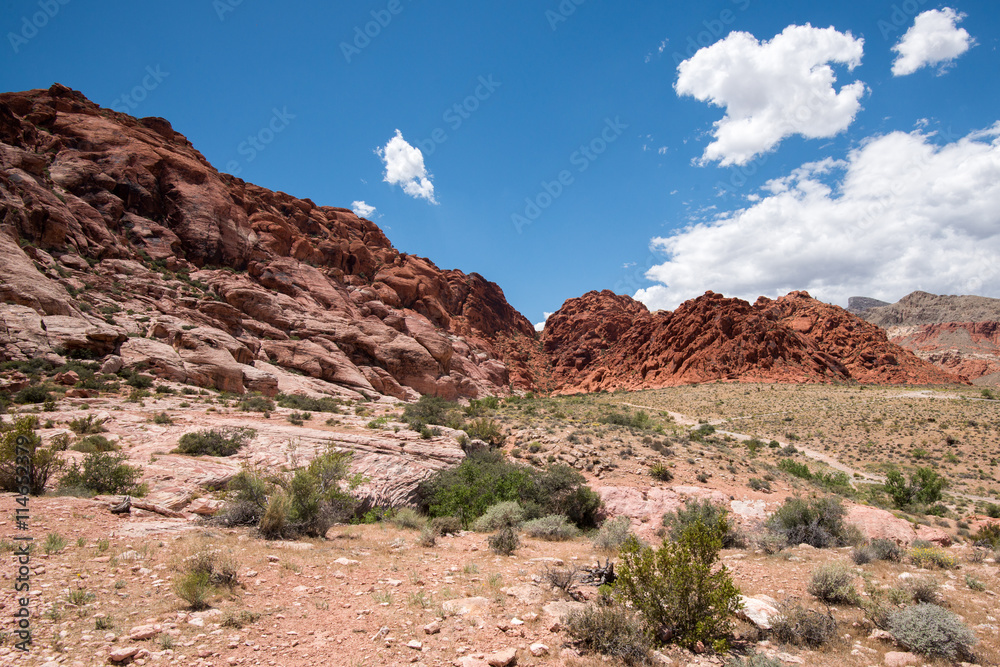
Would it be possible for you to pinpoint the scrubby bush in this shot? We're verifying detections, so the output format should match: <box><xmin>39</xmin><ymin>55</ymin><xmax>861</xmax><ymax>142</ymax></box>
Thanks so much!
<box><xmin>60</xmin><ymin>451</ymin><xmax>144</xmax><ymax>495</ymax></box>
<box><xmin>663</xmin><ymin>498</ymin><xmax>742</xmax><ymax>548</ymax></box>
<box><xmin>417</xmin><ymin>527</ymin><xmax>436</xmax><ymax>547</ymax></box>
<box><xmin>403</xmin><ymin>395</ymin><xmax>462</xmax><ymax>431</ymax></box>
<box><xmin>851</xmin><ymin>544</ymin><xmax>875</xmax><ymax>565</ymax></box>
<box><xmin>592</xmin><ymin>516</ymin><xmax>636</xmax><ymax>553</ymax></box>
<box><xmin>219</xmin><ymin>465</ymin><xmax>275</xmax><ymax>527</ymax></box>
<box><xmin>870</xmin><ymin>538</ymin><xmax>903</xmax><ymax>562</ymax></box>
<box><xmin>971</xmin><ymin>522</ymin><xmax>1000</xmax><ymax>548</ymax></box>
<box><xmin>238</xmin><ymin>395</ymin><xmax>275</xmax><ymax>412</ymax></box>
<box><xmin>13</xmin><ymin>383</ymin><xmax>52</xmax><ymax>404</ymax></box>
<box><xmin>616</xmin><ymin>517</ymin><xmax>742</xmax><ymax>652</ymax></box>
<box><xmin>599</xmin><ymin>410</ymin><xmax>653</xmax><ymax>430</ymax></box>
<box><xmin>431</xmin><ymin>516</ymin><xmax>463</xmax><ymax>536</ymax></box>
<box><xmin>906</xmin><ymin>576</ymin><xmax>941</xmax><ymax>604</ymax></box>
<box><xmin>175</xmin><ymin>427</ymin><xmax>256</xmax><ymax>457</ymax></box>
<box><xmin>985</xmin><ymin>503</ymin><xmax>1000</xmax><ymax>519</ymax></box>
<box><xmin>488</xmin><ymin>525</ymin><xmax>520</xmax><ymax>555</ymax></box>
<box><xmin>884</xmin><ymin>467</ymin><xmax>947</xmax><ymax>509</ymax></box>
<box><xmin>522</xmin><ymin>514</ymin><xmax>580</xmax><ymax>541</ymax></box>
<box><xmin>464</xmin><ymin>417</ymin><xmax>504</xmax><ymax>446</ymax></box>
<box><xmin>808</xmin><ymin>563</ymin><xmax>859</xmax><ymax>605</ymax></box>
<box><xmin>727</xmin><ymin>655</ymin><xmax>783</xmax><ymax>667</ymax></box>
<box><xmin>778</xmin><ymin>458</ymin><xmax>812</xmax><ymax>479</ymax></box>
<box><xmin>766</xmin><ymin>496</ymin><xmax>849</xmax><ymax>548</ymax></box>
<box><xmin>282</xmin><ymin>448</ymin><xmax>361</xmax><ymax>537</ymax></box>
<box><xmin>564</xmin><ymin>604</ymin><xmax>651</xmax><ymax>665</ymax></box>
<box><xmin>391</xmin><ymin>508</ymin><xmax>427</xmax><ymax>530</ymax></box>
<box><xmin>888</xmin><ymin>603</ymin><xmax>977</xmax><ymax>661</ymax></box>
<box><xmin>649</xmin><ymin>462</ymin><xmax>673</xmax><ymax>482</ymax></box>
<box><xmin>0</xmin><ymin>416</ymin><xmax>62</xmax><ymax>495</ymax></box>
<box><xmin>68</xmin><ymin>414</ymin><xmax>106</xmax><ymax>435</ymax></box>
<box><xmin>275</xmin><ymin>393</ymin><xmax>341</xmax><ymax>413</ymax></box>
<box><xmin>473</xmin><ymin>501</ymin><xmax>524</xmax><ymax>532</ymax></box>
<box><xmin>417</xmin><ymin>450</ymin><xmax>600</xmax><ymax>528</ymax></box>
<box><xmin>909</xmin><ymin>546</ymin><xmax>958</xmax><ymax>569</ymax></box>
<box><xmin>72</xmin><ymin>434</ymin><xmax>118</xmax><ymax>453</ymax></box>
<box><xmin>771</xmin><ymin>605</ymin><xmax>837</xmax><ymax>648</ymax></box>
<box><xmin>173</xmin><ymin>547</ymin><xmax>239</xmax><ymax>610</ymax></box>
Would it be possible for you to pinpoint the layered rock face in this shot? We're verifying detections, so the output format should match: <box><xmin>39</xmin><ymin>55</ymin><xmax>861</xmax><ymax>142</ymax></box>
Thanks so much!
<box><xmin>855</xmin><ymin>292</ymin><xmax>1000</xmax><ymax>386</ymax></box>
<box><xmin>0</xmin><ymin>84</ymin><xmax>534</xmax><ymax>399</ymax></box>
<box><xmin>541</xmin><ymin>290</ymin><xmax>961</xmax><ymax>393</ymax></box>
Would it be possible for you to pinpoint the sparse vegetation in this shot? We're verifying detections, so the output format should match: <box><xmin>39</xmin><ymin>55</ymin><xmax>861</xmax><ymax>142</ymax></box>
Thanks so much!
<box><xmin>888</xmin><ymin>603</ymin><xmax>978</xmax><ymax>661</ymax></box>
<box><xmin>565</xmin><ymin>604</ymin><xmax>652</xmax><ymax>665</ymax></box>
<box><xmin>771</xmin><ymin>604</ymin><xmax>838</xmax><ymax>648</ymax></box>
<box><xmin>59</xmin><ymin>451</ymin><xmax>144</xmax><ymax>495</ymax></box>
<box><xmin>808</xmin><ymin>562</ymin><xmax>860</xmax><ymax>605</ymax></box>
<box><xmin>0</xmin><ymin>416</ymin><xmax>62</xmax><ymax>495</ymax></box>
<box><xmin>766</xmin><ymin>496</ymin><xmax>852</xmax><ymax>548</ymax></box>
<box><xmin>175</xmin><ymin>427</ymin><xmax>256</xmax><ymax>457</ymax></box>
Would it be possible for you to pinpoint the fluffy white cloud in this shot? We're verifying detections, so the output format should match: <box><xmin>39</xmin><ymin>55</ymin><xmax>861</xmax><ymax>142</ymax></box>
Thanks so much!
<box><xmin>533</xmin><ymin>311</ymin><xmax>555</xmax><ymax>333</ymax></box>
<box><xmin>892</xmin><ymin>8</ymin><xmax>974</xmax><ymax>76</ymax></box>
<box><xmin>634</xmin><ymin>123</ymin><xmax>1000</xmax><ymax>311</ymax></box>
<box><xmin>351</xmin><ymin>200</ymin><xmax>376</xmax><ymax>218</ymax></box>
<box><xmin>376</xmin><ymin>130</ymin><xmax>437</xmax><ymax>204</ymax></box>
<box><xmin>676</xmin><ymin>24</ymin><xmax>866</xmax><ymax>166</ymax></box>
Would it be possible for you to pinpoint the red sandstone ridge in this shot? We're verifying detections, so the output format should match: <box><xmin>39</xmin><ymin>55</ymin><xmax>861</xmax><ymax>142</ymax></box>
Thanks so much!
<box><xmin>541</xmin><ymin>290</ymin><xmax>962</xmax><ymax>393</ymax></box>
<box><xmin>0</xmin><ymin>84</ymin><xmax>534</xmax><ymax>399</ymax></box>
<box><xmin>887</xmin><ymin>322</ymin><xmax>1000</xmax><ymax>386</ymax></box>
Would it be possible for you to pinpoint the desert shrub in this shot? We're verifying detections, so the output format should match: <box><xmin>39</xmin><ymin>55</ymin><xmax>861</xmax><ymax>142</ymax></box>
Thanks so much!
<box><xmin>906</xmin><ymin>576</ymin><xmax>942</xmax><ymax>604</ymax></box>
<box><xmin>473</xmin><ymin>501</ymin><xmax>525</xmax><ymax>532</ymax></box>
<box><xmin>463</xmin><ymin>396</ymin><xmax>499</xmax><ymax>417</ymax></box>
<box><xmin>282</xmin><ymin>448</ymin><xmax>361</xmax><ymax>537</ymax></box>
<box><xmin>184</xmin><ymin>548</ymin><xmax>240</xmax><ymax>589</ymax></box>
<box><xmin>403</xmin><ymin>395</ymin><xmax>463</xmax><ymax>431</ymax></box>
<box><xmin>663</xmin><ymin>498</ymin><xmax>742</xmax><ymax>548</ymax></box>
<box><xmin>391</xmin><ymin>507</ymin><xmax>427</xmax><ymax>530</ymax></box>
<box><xmin>727</xmin><ymin>655</ymin><xmax>783</xmax><ymax>667</ymax></box>
<box><xmin>72</xmin><ymin>434</ymin><xmax>118</xmax><ymax>453</ymax></box>
<box><xmin>417</xmin><ymin>450</ymin><xmax>600</xmax><ymax>528</ymax></box>
<box><xmin>463</xmin><ymin>417</ymin><xmax>504</xmax><ymax>446</ymax></box>
<box><xmin>616</xmin><ymin>517</ymin><xmax>742</xmax><ymax>652</ymax></box>
<box><xmin>985</xmin><ymin>503</ymin><xmax>1000</xmax><ymax>519</ymax></box>
<box><xmin>564</xmin><ymin>603</ymin><xmax>651</xmax><ymax>665</ymax></box>
<box><xmin>68</xmin><ymin>414</ymin><xmax>106</xmax><ymax>434</ymax></box>
<box><xmin>808</xmin><ymin>562</ymin><xmax>859</xmax><ymax>605</ymax></box>
<box><xmin>777</xmin><ymin>458</ymin><xmax>811</xmax><ymax>479</ymax></box>
<box><xmin>888</xmin><ymin>603</ymin><xmax>977</xmax><ymax>661</ymax></box>
<box><xmin>592</xmin><ymin>516</ymin><xmax>636</xmax><ymax>553</ymax></box>
<box><xmin>0</xmin><ymin>416</ymin><xmax>62</xmax><ymax>495</ymax></box>
<box><xmin>175</xmin><ymin>427</ymin><xmax>256</xmax><ymax>457</ymax></box>
<box><xmin>274</xmin><ymin>393</ymin><xmax>341</xmax><ymax>413</ymax></box>
<box><xmin>909</xmin><ymin>546</ymin><xmax>958</xmax><ymax>569</ymax></box>
<box><xmin>870</xmin><ymin>538</ymin><xmax>903</xmax><ymax>562</ymax></box>
<box><xmin>599</xmin><ymin>410</ymin><xmax>652</xmax><ymax>430</ymax></box>
<box><xmin>59</xmin><ymin>451</ymin><xmax>144</xmax><ymax>495</ymax></box>
<box><xmin>771</xmin><ymin>605</ymin><xmax>837</xmax><ymax>648</ymax></box>
<box><xmin>430</xmin><ymin>516</ymin><xmax>463</xmax><ymax>536</ymax></box>
<box><xmin>522</xmin><ymin>514</ymin><xmax>580</xmax><ymax>541</ymax></box>
<box><xmin>649</xmin><ymin>462</ymin><xmax>673</xmax><ymax>482</ymax></box>
<box><xmin>174</xmin><ymin>571</ymin><xmax>212</xmax><ymax>610</ymax></box>
<box><xmin>753</xmin><ymin>531</ymin><xmax>787</xmax><ymax>555</ymax></box>
<box><xmin>152</xmin><ymin>411</ymin><xmax>173</xmax><ymax>425</ymax></box>
<box><xmin>965</xmin><ymin>574</ymin><xmax>986</xmax><ymax>591</ymax></box>
<box><xmin>221</xmin><ymin>610</ymin><xmax>260</xmax><ymax>629</ymax></box>
<box><xmin>971</xmin><ymin>522</ymin><xmax>1000</xmax><ymax>548</ymax></box>
<box><xmin>219</xmin><ymin>465</ymin><xmax>275</xmax><ymax>527</ymax></box>
<box><xmin>259</xmin><ymin>490</ymin><xmax>290</xmax><ymax>539</ymax></box>
<box><xmin>766</xmin><ymin>496</ymin><xmax>848</xmax><ymax>548</ymax></box>
<box><xmin>13</xmin><ymin>383</ymin><xmax>52</xmax><ymax>404</ymax></box>
<box><xmin>238</xmin><ymin>395</ymin><xmax>275</xmax><ymax>412</ymax></box>
<box><xmin>884</xmin><ymin>467</ymin><xmax>947</xmax><ymax>509</ymax></box>
<box><xmin>417</xmin><ymin>527</ymin><xmax>436</xmax><ymax>547</ymax></box>
<box><xmin>488</xmin><ymin>525</ymin><xmax>520</xmax><ymax>555</ymax></box>
<box><xmin>748</xmin><ymin>477</ymin><xmax>771</xmax><ymax>492</ymax></box>
<box><xmin>851</xmin><ymin>545</ymin><xmax>875</xmax><ymax>565</ymax></box>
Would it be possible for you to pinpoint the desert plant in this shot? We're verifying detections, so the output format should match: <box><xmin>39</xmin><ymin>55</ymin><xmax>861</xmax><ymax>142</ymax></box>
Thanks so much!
<box><xmin>592</xmin><ymin>515</ymin><xmax>636</xmax><ymax>553</ymax></box>
<box><xmin>649</xmin><ymin>462</ymin><xmax>673</xmax><ymax>482</ymax></box>
<box><xmin>151</xmin><ymin>411</ymin><xmax>173</xmax><ymax>425</ymax></box>
<box><xmin>544</xmin><ymin>564</ymin><xmax>579</xmax><ymax>593</ymax></box>
<box><xmin>0</xmin><ymin>416</ymin><xmax>62</xmax><ymax>495</ymax></box>
<box><xmin>808</xmin><ymin>562</ymin><xmax>859</xmax><ymax>605</ymax></box>
<box><xmin>390</xmin><ymin>507</ymin><xmax>427</xmax><ymax>530</ymax></box>
<box><xmin>417</xmin><ymin>527</ymin><xmax>436</xmax><ymax>547</ymax></box>
<box><xmin>616</xmin><ymin>517</ymin><xmax>742</xmax><ymax>651</ymax></box>
<box><xmin>488</xmin><ymin>525</ymin><xmax>520</xmax><ymax>555</ymax></box>
<box><xmin>522</xmin><ymin>514</ymin><xmax>580</xmax><ymax>541</ymax></box>
<box><xmin>175</xmin><ymin>427</ymin><xmax>256</xmax><ymax>457</ymax></box>
<box><xmin>851</xmin><ymin>544</ymin><xmax>875</xmax><ymax>565</ymax></box>
<box><xmin>770</xmin><ymin>604</ymin><xmax>837</xmax><ymax>648</ymax></box>
<box><xmin>884</xmin><ymin>467</ymin><xmax>947</xmax><ymax>509</ymax></box>
<box><xmin>472</xmin><ymin>501</ymin><xmax>525</xmax><ymax>532</ymax></box>
<box><xmin>870</xmin><ymin>538</ymin><xmax>903</xmax><ymax>562</ymax></box>
<box><xmin>72</xmin><ymin>434</ymin><xmax>118</xmax><ymax>453</ymax></box>
<box><xmin>727</xmin><ymin>655</ymin><xmax>783</xmax><ymax>667</ymax></box>
<box><xmin>564</xmin><ymin>603</ymin><xmax>652</xmax><ymax>665</ymax></box>
<box><xmin>238</xmin><ymin>395</ymin><xmax>274</xmax><ymax>412</ymax></box>
<box><xmin>68</xmin><ymin>414</ymin><xmax>105</xmax><ymax>435</ymax></box>
<box><xmin>663</xmin><ymin>498</ymin><xmax>742</xmax><ymax>548</ymax></box>
<box><xmin>13</xmin><ymin>383</ymin><xmax>51</xmax><ymax>404</ymax></box>
<box><xmin>888</xmin><ymin>603</ymin><xmax>977</xmax><ymax>661</ymax></box>
<box><xmin>174</xmin><ymin>571</ymin><xmax>212</xmax><ymax>610</ymax></box>
<box><xmin>221</xmin><ymin>610</ymin><xmax>260</xmax><ymax>629</ymax></box>
<box><xmin>219</xmin><ymin>464</ymin><xmax>275</xmax><ymax>527</ymax></box>
<box><xmin>909</xmin><ymin>546</ymin><xmax>958</xmax><ymax>569</ymax></box>
<box><xmin>906</xmin><ymin>576</ymin><xmax>942</xmax><ymax>604</ymax></box>
<box><xmin>463</xmin><ymin>417</ymin><xmax>504</xmax><ymax>446</ymax></box>
<box><xmin>431</xmin><ymin>516</ymin><xmax>463</xmax><ymax>536</ymax></box>
<box><xmin>280</xmin><ymin>448</ymin><xmax>362</xmax><ymax>537</ymax></box>
<box><xmin>971</xmin><ymin>522</ymin><xmax>1000</xmax><ymax>548</ymax></box>
<box><xmin>259</xmin><ymin>490</ymin><xmax>290</xmax><ymax>539</ymax></box>
<box><xmin>965</xmin><ymin>574</ymin><xmax>986</xmax><ymax>591</ymax></box>
<box><xmin>43</xmin><ymin>532</ymin><xmax>66</xmax><ymax>554</ymax></box>
<box><xmin>66</xmin><ymin>589</ymin><xmax>94</xmax><ymax>606</ymax></box>
<box><xmin>59</xmin><ymin>451</ymin><xmax>144</xmax><ymax>495</ymax></box>
<box><xmin>766</xmin><ymin>496</ymin><xmax>848</xmax><ymax>548</ymax></box>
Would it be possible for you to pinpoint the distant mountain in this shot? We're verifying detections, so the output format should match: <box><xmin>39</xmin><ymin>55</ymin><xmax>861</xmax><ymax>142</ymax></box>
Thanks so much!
<box><xmin>846</xmin><ymin>296</ymin><xmax>890</xmax><ymax>315</ymax></box>
<box><xmin>855</xmin><ymin>291</ymin><xmax>1000</xmax><ymax>387</ymax></box>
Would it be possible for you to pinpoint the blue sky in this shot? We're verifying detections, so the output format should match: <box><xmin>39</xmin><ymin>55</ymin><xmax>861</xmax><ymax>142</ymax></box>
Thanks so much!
<box><xmin>3</xmin><ymin>1</ymin><xmax>999</xmax><ymax>328</ymax></box>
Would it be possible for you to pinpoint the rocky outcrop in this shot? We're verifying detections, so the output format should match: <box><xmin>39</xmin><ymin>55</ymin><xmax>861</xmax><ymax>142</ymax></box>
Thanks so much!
<box><xmin>541</xmin><ymin>290</ymin><xmax>960</xmax><ymax>393</ymax></box>
<box><xmin>0</xmin><ymin>84</ymin><xmax>533</xmax><ymax>399</ymax></box>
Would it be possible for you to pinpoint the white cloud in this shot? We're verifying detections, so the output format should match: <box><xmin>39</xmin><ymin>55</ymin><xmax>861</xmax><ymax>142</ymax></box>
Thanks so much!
<box><xmin>634</xmin><ymin>123</ymin><xmax>1000</xmax><ymax>311</ymax></box>
<box><xmin>892</xmin><ymin>8</ymin><xmax>974</xmax><ymax>76</ymax></box>
<box><xmin>351</xmin><ymin>200</ymin><xmax>376</xmax><ymax>218</ymax></box>
<box><xmin>533</xmin><ymin>311</ymin><xmax>555</xmax><ymax>333</ymax></box>
<box><xmin>376</xmin><ymin>130</ymin><xmax>437</xmax><ymax>204</ymax></box>
<box><xmin>676</xmin><ymin>24</ymin><xmax>866</xmax><ymax>166</ymax></box>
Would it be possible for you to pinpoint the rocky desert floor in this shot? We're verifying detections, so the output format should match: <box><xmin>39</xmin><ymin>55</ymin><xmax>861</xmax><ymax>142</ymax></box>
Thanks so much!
<box><xmin>2</xmin><ymin>381</ymin><xmax>1000</xmax><ymax>667</ymax></box>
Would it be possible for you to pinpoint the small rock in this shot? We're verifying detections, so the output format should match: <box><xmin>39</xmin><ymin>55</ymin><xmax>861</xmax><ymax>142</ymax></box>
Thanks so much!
<box><xmin>424</xmin><ymin>621</ymin><xmax>441</xmax><ymax>635</ymax></box>
<box><xmin>869</xmin><ymin>628</ymin><xmax>895</xmax><ymax>642</ymax></box>
<box><xmin>884</xmin><ymin>652</ymin><xmax>919</xmax><ymax>667</ymax></box>
<box><xmin>528</xmin><ymin>643</ymin><xmax>548</xmax><ymax>657</ymax></box>
<box><xmin>128</xmin><ymin>624</ymin><xmax>161</xmax><ymax>640</ymax></box>
<box><xmin>109</xmin><ymin>646</ymin><xmax>140</xmax><ymax>663</ymax></box>
<box><xmin>334</xmin><ymin>557</ymin><xmax>360</xmax><ymax>566</ymax></box>
<box><xmin>486</xmin><ymin>647</ymin><xmax>517</xmax><ymax>667</ymax></box>
<box><xmin>407</xmin><ymin>640</ymin><xmax>423</xmax><ymax>650</ymax></box>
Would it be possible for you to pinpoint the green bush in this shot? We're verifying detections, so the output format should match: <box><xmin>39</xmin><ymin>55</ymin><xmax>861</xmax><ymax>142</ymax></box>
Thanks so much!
<box><xmin>0</xmin><ymin>416</ymin><xmax>63</xmax><ymax>495</ymax></box>
<box><xmin>906</xmin><ymin>576</ymin><xmax>941</xmax><ymax>604</ymax></box>
<box><xmin>771</xmin><ymin>605</ymin><xmax>837</xmax><ymax>647</ymax></box>
<box><xmin>599</xmin><ymin>410</ymin><xmax>652</xmax><ymax>430</ymax></box>
<box><xmin>766</xmin><ymin>496</ymin><xmax>849</xmax><ymax>548</ymax></box>
<box><xmin>777</xmin><ymin>458</ymin><xmax>812</xmax><ymax>480</ymax></box>
<box><xmin>175</xmin><ymin>427</ymin><xmax>256</xmax><ymax>457</ymax></box>
<box><xmin>13</xmin><ymin>384</ymin><xmax>52</xmax><ymax>404</ymax></box>
<box><xmin>463</xmin><ymin>396</ymin><xmax>499</xmax><ymax>416</ymax></box>
<box><xmin>417</xmin><ymin>450</ymin><xmax>600</xmax><ymax>528</ymax></box>
<box><xmin>220</xmin><ymin>465</ymin><xmax>277</xmax><ymax>527</ymax></box>
<box><xmin>971</xmin><ymin>522</ymin><xmax>1000</xmax><ymax>548</ymax></box>
<box><xmin>390</xmin><ymin>508</ymin><xmax>427</xmax><ymax>530</ymax></box>
<box><xmin>281</xmin><ymin>448</ymin><xmax>361</xmax><ymax>537</ymax></box>
<box><xmin>884</xmin><ymin>467</ymin><xmax>947</xmax><ymax>509</ymax></box>
<box><xmin>807</xmin><ymin>562</ymin><xmax>860</xmax><ymax>605</ymax></box>
<box><xmin>60</xmin><ymin>451</ymin><xmax>144</xmax><ymax>495</ymax></box>
<box><xmin>888</xmin><ymin>603</ymin><xmax>977</xmax><ymax>661</ymax></box>
<box><xmin>238</xmin><ymin>395</ymin><xmax>275</xmax><ymax>412</ymax></box>
<box><xmin>430</xmin><ymin>516</ymin><xmax>463</xmax><ymax>536</ymax></box>
<box><xmin>68</xmin><ymin>414</ymin><xmax>106</xmax><ymax>435</ymax></box>
<box><xmin>463</xmin><ymin>417</ymin><xmax>504</xmax><ymax>446</ymax></box>
<box><xmin>403</xmin><ymin>395</ymin><xmax>463</xmax><ymax>431</ymax></box>
<box><xmin>472</xmin><ymin>501</ymin><xmax>525</xmax><ymax>532</ymax></box>
<box><xmin>275</xmin><ymin>393</ymin><xmax>341</xmax><ymax>413</ymax></box>
<box><xmin>649</xmin><ymin>462</ymin><xmax>673</xmax><ymax>482</ymax></box>
<box><xmin>592</xmin><ymin>516</ymin><xmax>636</xmax><ymax>553</ymax></box>
<box><xmin>522</xmin><ymin>514</ymin><xmax>580</xmax><ymax>541</ymax></box>
<box><xmin>259</xmin><ymin>491</ymin><xmax>290</xmax><ymax>539</ymax></box>
<box><xmin>564</xmin><ymin>603</ymin><xmax>651</xmax><ymax>665</ymax></box>
<box><xmin>72</xmin><ymin>434</ymin><xmax>118</xmax><ymax>453</ymax></box>
<box><xmin>851</xmin><ymin>544</ymin><xmax>875</xmax><ymax>565</ymax></box>
<box><xmin>727</xmin><ymin>655</ymin><xmax>783</xmax><ymax>667</ymax></box>
<box><xmin>985</xmin><ymin>503</ymin><xmax>1000</xmax><ymax>519</ymax></box>
<box><xmin>663</xmin><ymin>498</ymin><xmax>742</xmax><ymax>549</ymax></box>
<box><xmin>909</xmin><ymin>546</ymin><xmax>958</xmax><ymax>569</ymax></box>
<box><xmin>616</xmin><ymin>517</ymin><xmax>742</xmax><ymax>652</ymax></box>
<box><xmin>870</xmin><ymin>538</ymin><xmax>903</xmax><ymax>562</ymax></box>
<box><xmin>488</xmin><ymin>525</ymin><xmax>520</xmax><ymax>555</ymax></box>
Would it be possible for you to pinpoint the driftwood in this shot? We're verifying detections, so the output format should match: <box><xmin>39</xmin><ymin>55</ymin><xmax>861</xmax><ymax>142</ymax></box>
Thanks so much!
<box><xmin>107</xmin><ymin>496</ymin><xmax>187</xmax><ymax>519</ymax></box>
<box><xmin>579</xmin><ymin>559</ymin><xmax>616</xmax><ymax>586</ymax></box>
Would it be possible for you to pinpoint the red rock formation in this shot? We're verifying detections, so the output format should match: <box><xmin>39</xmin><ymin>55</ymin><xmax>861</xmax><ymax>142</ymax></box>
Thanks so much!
<box><xmin>542</xmin><ymin>290</ymin><xmax>962</xmax><ymax>393</ymax></box>
<box><xmin>0</xmin><ymin>84</ymin><xmax>533</xmax><ymax>398</ymax></box>
<box><xmin>887</xmin><ymin>321</ymin><xmax>1000</xmax><ymax>385</ymax></box>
